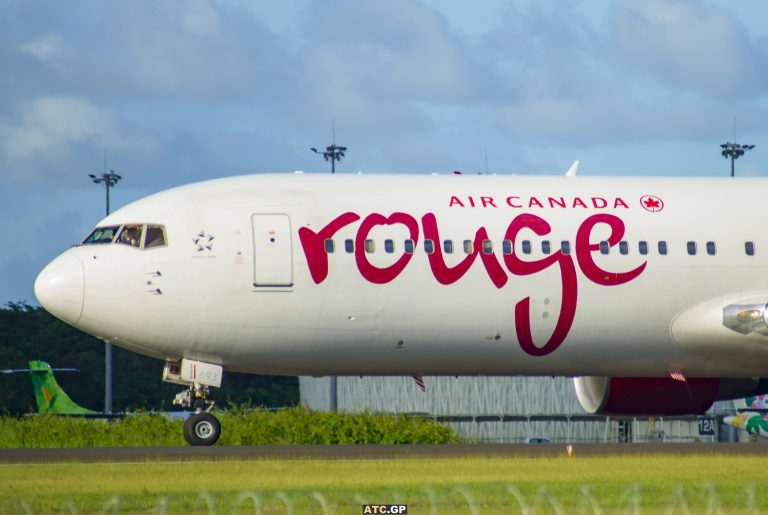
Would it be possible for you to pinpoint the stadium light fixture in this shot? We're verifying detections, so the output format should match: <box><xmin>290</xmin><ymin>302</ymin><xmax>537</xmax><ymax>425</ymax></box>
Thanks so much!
<box><xmin>721</xmin><ymin>142</ymin><xmax>755</xmax><ymax>177</ymax></box>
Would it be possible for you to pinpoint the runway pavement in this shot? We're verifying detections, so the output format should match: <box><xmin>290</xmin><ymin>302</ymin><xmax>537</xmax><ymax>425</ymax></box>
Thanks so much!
<box><xmin>2</xmin><ymin>443</ymin><xmax>768</xmax><ymax>463</ymax></box>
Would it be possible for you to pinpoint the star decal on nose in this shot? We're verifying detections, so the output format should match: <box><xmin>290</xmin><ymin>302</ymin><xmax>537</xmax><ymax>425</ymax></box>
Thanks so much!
<box><xmin>640</xmin><ymin>195</ymin><xmax>664</xmax><ymax>212</ymax></box>
<box><xmin>193</xmin><ymin>231</ymin><xmax>215</xmax><ymax>252</ymax></box>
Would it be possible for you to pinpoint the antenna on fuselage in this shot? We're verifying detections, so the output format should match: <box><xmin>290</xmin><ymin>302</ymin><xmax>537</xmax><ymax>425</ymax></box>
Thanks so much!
<box><xmin>565</xmin><ymin>160</ymin><xmax>579</xmax><ymax>177</ymax></box>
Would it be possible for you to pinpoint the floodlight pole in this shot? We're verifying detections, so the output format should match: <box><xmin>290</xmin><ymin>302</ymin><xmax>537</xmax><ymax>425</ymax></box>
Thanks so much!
<box><xmin>88</xmin><ymin>169</ymin><xmax>122</xmax><ymax>413</ymax></box>
<box><xmin>720</xmin><ymin>142</ymin><xmax>755</xmax><ymax>177</ymax></box>
<box><xmin>311</xmin><ymin>143</ymin><xmax>347</xmax><ymax>174</ymax></box>
<box><xmin>311</xmin><ymin>122</ymin><xmax>347</xmax><ymax>411</ymax></box>
<box><xmin>311</xmin><ymin>120</ymin><xmax>347</xmax><ymax>174</ymax></box>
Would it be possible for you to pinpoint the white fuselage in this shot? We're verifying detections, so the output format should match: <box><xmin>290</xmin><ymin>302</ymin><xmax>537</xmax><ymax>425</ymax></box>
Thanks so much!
<box><xmin>34</xmin><ymin>174</ymin><xmax>768</xmax><ymax>378</ymax></box>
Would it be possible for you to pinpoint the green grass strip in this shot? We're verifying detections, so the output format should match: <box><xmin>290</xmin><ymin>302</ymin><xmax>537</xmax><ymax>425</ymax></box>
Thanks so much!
<box><xmin>0</xmin><ymin>455</ymin><xmax>766</xmax><ymax>513</ymax></box>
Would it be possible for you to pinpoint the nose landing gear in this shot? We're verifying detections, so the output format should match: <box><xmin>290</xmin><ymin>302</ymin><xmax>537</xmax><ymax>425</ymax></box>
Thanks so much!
<box><xmin>174</xmin><ymin>383</ymin><xmax>221</xmax><ymax>446</ymax></box>
<box><xmin>163</xmin><ymin>359</ymin><xmax>224</xmax><ymax>446</ymax></box>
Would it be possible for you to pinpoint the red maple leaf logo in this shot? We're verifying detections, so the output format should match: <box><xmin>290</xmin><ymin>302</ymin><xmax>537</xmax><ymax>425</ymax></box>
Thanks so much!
<box><xmin>640</xmin><ymin>195</ymin><xmax>664</xmax><ymax>212</ymax></box>
<box><xmin>643</xmin><ymin>198</ymin><xmax>660</xmax><ymax>209</ymax></box>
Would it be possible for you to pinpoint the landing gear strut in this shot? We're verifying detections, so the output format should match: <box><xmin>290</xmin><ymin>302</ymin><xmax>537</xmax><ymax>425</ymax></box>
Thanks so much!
<box><xmin>163</xmin><ymin>359</ymin><xmax>223</xmax><ymax>446</ymax></box>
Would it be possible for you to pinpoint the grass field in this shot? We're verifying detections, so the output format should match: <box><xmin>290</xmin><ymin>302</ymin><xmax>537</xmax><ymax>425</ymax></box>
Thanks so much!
<box><xmin>1</xmin><ymin>454</ymin><xmax>766</xmax><ymax>513</ymax></box>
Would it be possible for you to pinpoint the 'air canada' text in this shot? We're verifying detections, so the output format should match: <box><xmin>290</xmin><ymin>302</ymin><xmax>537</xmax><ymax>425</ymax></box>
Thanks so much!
<box><xmin>449</xmin><ymin>195</ymin><xmax>631</xmax><ymax>209</ymax></box>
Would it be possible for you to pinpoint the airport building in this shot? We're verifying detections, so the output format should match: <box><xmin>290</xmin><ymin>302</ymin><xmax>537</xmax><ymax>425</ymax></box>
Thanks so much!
<box><xmin>300</xmin><ymin>376</ymin><xmax>736</xmax><ymax>443</ymax></box>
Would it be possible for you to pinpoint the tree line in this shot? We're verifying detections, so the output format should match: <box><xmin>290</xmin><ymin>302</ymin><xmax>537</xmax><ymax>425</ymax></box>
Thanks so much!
<box><xmin>0</xmin><ymin>303</ymin><xmax>298</xmax><ymax>416</ymax></box>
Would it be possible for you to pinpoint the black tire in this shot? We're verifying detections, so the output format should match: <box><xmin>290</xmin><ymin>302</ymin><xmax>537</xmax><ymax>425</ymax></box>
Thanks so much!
<box><xmin>184</xmin><ymin>413</ymin><xmax>221</xmax><ymax>446</ymax></box>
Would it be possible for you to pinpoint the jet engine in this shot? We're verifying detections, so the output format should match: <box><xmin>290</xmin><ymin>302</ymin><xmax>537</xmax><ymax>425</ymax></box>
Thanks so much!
<box><xmin>574</xmin><ymin>376</ymin><xmax>768</xmax><ymax>416</ymax></box>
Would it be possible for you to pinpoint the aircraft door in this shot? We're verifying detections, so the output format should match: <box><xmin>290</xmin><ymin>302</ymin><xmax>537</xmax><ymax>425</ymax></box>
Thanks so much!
<box><xmin>251</xmin><ymin>213</ymin><xmax>293</xmax><ymax>287</ymax></box>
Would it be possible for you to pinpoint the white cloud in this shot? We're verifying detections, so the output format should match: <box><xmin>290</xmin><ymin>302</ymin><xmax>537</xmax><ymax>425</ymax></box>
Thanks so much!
<box><xmin>0</xmin><ymin>96</ymin><xmax>154</xmax><ymax>183</ymax></box>
<box><xmin>473</xmin><ymin>0</ymin><xmax>768</xmax><ymax>146</ymax></box>
<box><xmin>608</xmin><ymin>0</ymin><xmax>768</xmax><ymax>98</ymax></box>
<box><xmin>299</xmin><ymin>0</ymin><xmax>480</xmax><ymax>108</ymax></box>
<box><xmin>1</xmin><ymin>96</ymin><xmax>109</xmax><ymax>163</ymax></box>
<box><xmin>20</xmin><ymin>35</ymin><xmax>63</xmax><ymax>61</ymax></box>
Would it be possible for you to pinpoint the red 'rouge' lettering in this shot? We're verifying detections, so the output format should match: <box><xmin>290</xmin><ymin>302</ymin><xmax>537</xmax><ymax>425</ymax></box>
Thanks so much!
<box><xmin>355</xmin><ymin>213</ymin><xmax>419</xmax><ymax>284</ymax></box>
<box><xmin>299</xmin><ymin>212</ymin><xmax>360</xmax><ymax>284</ymax></box>
<box><xmin>300</xmin><ymin>210</ymin><xmax>648</xmax><ymax>359</ymax></box>
<box><xmin>504</xmin><ymin>214</ymin><xmax>578</xmax><ymax>357</ymax></box>
<box><xmin>422</xmin><ymin>213</ymin><xmax>507</xmax><ymax>288</ymax></box>
<box><xmin>576</xmin><ymin>213</ymin><xmax>646</xmax><ymax>285</ymax></box>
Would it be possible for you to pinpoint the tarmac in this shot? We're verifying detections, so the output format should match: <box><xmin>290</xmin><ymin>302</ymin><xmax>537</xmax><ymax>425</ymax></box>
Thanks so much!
<box><xmin>2</xmin><ymin>443</ymin><xmax>768</xmax><ymax>463</ymax></box>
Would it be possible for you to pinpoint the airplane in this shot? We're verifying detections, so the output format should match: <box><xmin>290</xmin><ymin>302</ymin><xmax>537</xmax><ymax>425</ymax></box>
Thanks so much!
<box><xmin>33</xmin><ymin>169</ymin><xmax>768</xmax><ymax>445</ymax></box>
<box><xmin>723</xmin><ymin>411</ymin><xmax>768</xmax><ymax>439</ymax></box>
<box><xmin>1</xmin><ymin>360</ymin><xmax>98</xmax><ymax>415</ymax></box>
<box><xmin>1</xmin><ymin>360</ymin><xmax>190</xmax><ymax>420</ymax></box>
<box><xmin>722</xmin><ymin>394</ymin><xmax>768</xmax><ymax>438</ymax></box>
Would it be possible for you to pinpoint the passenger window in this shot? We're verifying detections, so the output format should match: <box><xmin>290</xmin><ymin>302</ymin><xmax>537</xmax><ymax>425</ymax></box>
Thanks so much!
<box><xmin>117</xmin><ymin>224</ymin><xmax>143</xmax><ymax>248</ymax></box>
<box><xmin>541</xmin><ymin>241</ymin><xmax>551</xmax><ymax>255</ymax></box>
<box><xmin>345</xmin><ymin>239</ymin><xmax>354</xmax><ymax>253</ymax></box>
<box><xmin>385</xmin><ymin>239</ymin><xmax>395</xmax><ymax>254</ymax></box>
<box><xmin>324</xmin><ymin>239</ymin><xmax>335</xmax><ymax>253</ymax></box>
<box><xmin>599</xmin><ymin>241</ymin><xmax>609</xmax><ymax>255</ymax></box>
<box><xmin>619</xmin><ymin>241</ymin><xmax>628</xmax><ymax>255</ymax></box>
<box><xmin>404</xmin><ymin>239</ymin><xmax>414</xmax><ymax>254</ymax></box>
<box><xmin>144</xmin><ymin>225</ymin><xmax>166</xmax><ymax>249</ymax></box>
<box><xmin>658</xmin><ymin>241</ymin><xmax>668</xmax><ymax>255</ymax></box>
<box><xmin>83</xmin><ymin>226</ymin><xmax>120</xmax><ymax>245</ymax></box>
<box><xmin>463</xmin><ymin>240</ymin><xmax>473</xmax><ymax>254</ymax></box>
<box><xmin>706</xmin><ymin>241</ymin><xmax>716</xmax><ymax>256</ymax></box>
<box><xmin>638</xmin><ymin>241</ymin><xmax>648</xmax><ymax>255</ymax></box>
<box><xmin>482</xmin><ymin>240</ymin><xmax>493</xmax><ymax>255</ymax></box>
<box><xmin>746</xmin><ymin>241</ymin><xmax>755</xmax><ymax>256</ymax></box>
<box><xmin>443</xmin><ymin>240</ymin><xmax>453</xmax><ymax>254</ymax></box>
<box><xmin>561</xmin><ymin>241</ymin><xmax>570</xmax><ymax>255</ymax></box>
<box><xmin>522</xmin><ymin>240</ymin><xmax>531</xmax><ymax>255</ymax></box>
<box><xmin>502</xmin><ymin>240</ymin><xmax>512</xmax><ymax>255</ymax></box>
<box><xmin>365</xmin><ymin>240</ymin><xmax>375</xmax><ymax>253</ymax></box>
<box><xmin>424</xmin><ymin>240</ymin><xmax>435</xmax><ymax>254</ymax></box>
<box><xmin>687</xmin><ymin>241</ymin><xmax>696</xmax><ymax>255</ymax></box>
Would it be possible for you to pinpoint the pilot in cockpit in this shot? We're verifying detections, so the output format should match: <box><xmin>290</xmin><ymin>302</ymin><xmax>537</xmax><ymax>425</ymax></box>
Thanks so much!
<box><xmin>118</xmin><ymin>225</ymin><xmax>141</xmax><ymax>247</ymax></box>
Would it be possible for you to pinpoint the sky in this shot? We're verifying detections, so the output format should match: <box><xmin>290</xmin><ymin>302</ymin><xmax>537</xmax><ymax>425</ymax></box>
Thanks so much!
<box><xmin>1</xmin><ymin>0</ymin><xmax>768</xmax><ymax>304</ymax></box>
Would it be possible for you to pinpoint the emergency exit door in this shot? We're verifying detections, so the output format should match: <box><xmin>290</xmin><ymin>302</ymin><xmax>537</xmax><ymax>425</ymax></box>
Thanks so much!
<box><xmin>251</xmin><ymin>213</ymin><xmax>293</xmax><ymax>287</ymax></box>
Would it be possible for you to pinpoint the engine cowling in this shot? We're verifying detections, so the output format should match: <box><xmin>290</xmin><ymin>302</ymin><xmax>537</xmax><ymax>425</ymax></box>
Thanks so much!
<box><xmin>574</xmin><ymin>376</ymin><xmax>768</xmax><ymax>416</ymax></box>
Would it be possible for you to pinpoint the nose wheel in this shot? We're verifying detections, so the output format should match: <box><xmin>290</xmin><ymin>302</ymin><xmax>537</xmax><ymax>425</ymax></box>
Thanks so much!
<box><xmin>183</xmin><ymin>412</ymin><xmax>221</xmax><ymax>446</ymax></box>
<box><xmin>162</xmin><ymin>359</ymin><xmax>225</xmax><ymax>446</ymax></box>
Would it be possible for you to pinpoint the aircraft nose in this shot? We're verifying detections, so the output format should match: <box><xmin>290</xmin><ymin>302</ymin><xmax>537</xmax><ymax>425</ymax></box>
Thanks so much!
<box><xmin>34</xmin><ymin>252</ymin><xmax>84</xmax><ymax>325</ymax></box>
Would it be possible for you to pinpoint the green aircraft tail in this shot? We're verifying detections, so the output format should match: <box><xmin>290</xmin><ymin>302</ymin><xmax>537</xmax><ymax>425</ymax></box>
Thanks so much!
<box><xmin>29</xmin><ymin>360</ymin><xmax>97</xmax><ymax>415</ymax></box>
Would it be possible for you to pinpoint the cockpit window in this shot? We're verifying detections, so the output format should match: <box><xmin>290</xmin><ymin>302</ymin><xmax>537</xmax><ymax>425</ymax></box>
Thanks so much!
<box><xmin>117</xmin><ymin>224</ymin><xmax>143</xmax><ymax>247</ymax></box>
<box><xmin>82</xmin><ymin>226</ymin><xmax>120</xmax><ymax>245</ymax></box>
<box><xmin>82</xmin><ymin>223</ymin><xmax>167</xmax><ymax>249</ymax></box>
<box><xmin>144</xmin><ymin>225</ymin><xmax>167</xmax><ymax>248</ymax></box>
